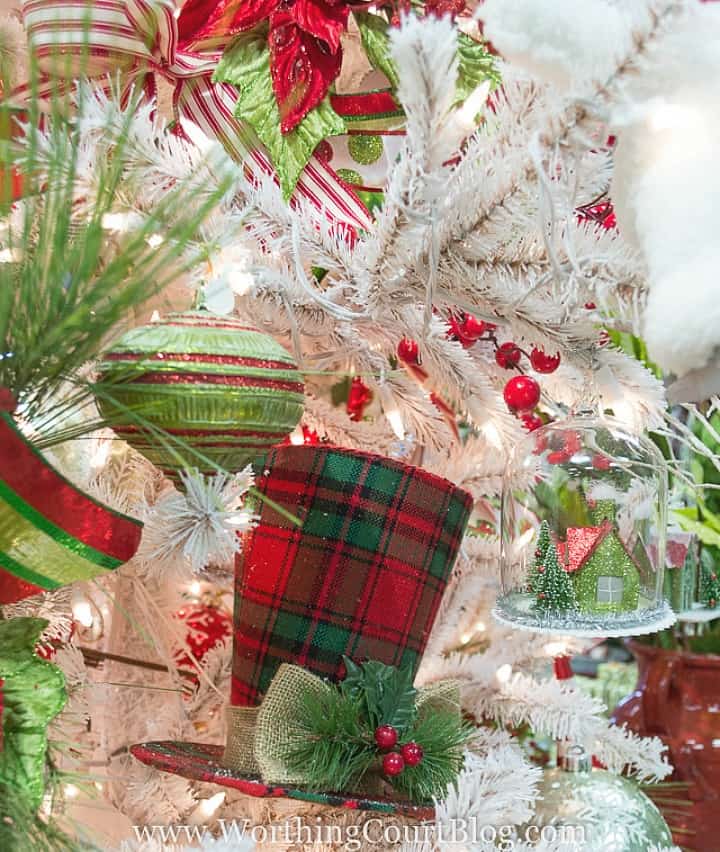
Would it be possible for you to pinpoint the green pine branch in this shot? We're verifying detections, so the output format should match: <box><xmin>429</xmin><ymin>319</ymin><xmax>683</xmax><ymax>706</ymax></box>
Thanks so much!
<box><xmin>281</xmin><ymin>688</ymin><xmax>376</xmax><ymax>793</ymax></box>
<box><xmin>0</xmin><ymin>48</ymin><xmax>234</xmax><ymax>439</ymax></box>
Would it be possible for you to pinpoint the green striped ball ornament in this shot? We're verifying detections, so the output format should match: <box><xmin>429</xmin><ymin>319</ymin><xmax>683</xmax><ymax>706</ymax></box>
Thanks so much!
<box><xmin>97</xmin><ymin>312</ymin><xmax>305</xmax><ymax>483</ymax></box>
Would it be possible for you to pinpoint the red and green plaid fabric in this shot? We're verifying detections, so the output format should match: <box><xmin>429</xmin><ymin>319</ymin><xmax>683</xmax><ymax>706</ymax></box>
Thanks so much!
<box><xmin>231</xmin><ymin>446</ymin><xmax>472</xmax><ymax>706</ymax></box>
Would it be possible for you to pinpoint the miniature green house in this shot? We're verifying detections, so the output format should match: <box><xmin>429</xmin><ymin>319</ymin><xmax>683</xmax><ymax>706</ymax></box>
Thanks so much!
<box><xmin>552</xmin><ymin>499</ymin><xmax>641</xmax><ymax>615</ymax></box>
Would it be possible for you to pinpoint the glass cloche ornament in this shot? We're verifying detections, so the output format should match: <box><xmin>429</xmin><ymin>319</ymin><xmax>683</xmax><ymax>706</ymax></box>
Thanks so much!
<box><xmin>494</xmin><ymin>410</ymin><xmax>675</xmax><ymax>637</ymax></box>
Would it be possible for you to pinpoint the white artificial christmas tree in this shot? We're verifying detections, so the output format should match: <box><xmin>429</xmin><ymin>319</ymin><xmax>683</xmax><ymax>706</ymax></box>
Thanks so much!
<box><xmin>5</xmin><ymin>0</ymin><xmax>720</xmax><ymax>849</ymax></box>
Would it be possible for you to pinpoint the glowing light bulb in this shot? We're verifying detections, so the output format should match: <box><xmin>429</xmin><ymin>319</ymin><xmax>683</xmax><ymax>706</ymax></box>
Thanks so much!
<box><xmin>101</xmin><ymin>211</ymin><xmax>144</xmax><ymax>232</ymax></box>
<box><xmin>72</xmin><ymin>599</ymin><xmax>94</xmax><ymax>629</ymax></box>
<box><xmin>482</xmin><ymin>421</ymin><xmax>503</xmax><ymax>450</ymax></box>
<box><xmin>189</xmin><ymin>580</ymin><xmax>202</xmax><ymax>597</ymax></box>
<box><xmin>289</xmin><ymin>424</ymin><xmax>305</xmax><ymax>445</ymax></box>
<box><xmin>495</xmin><ymin>664</ymin><xmax>513</xmax><ymax>685</ymax></box>
<box><xmin>474</xmin><ymin>620</ymin><xmax>486</xmax><ymax>632</ymax></box>
<box><xmin>91</xmin><ymin>441</ymin><xmax>110</xmax><ymax>470</ymax></box>
<box><xmin>64</xmin><ymin>784</ymin><xmax>79</xmax><ymax>799</ymax></box>
<box><xmin>386</xmin><ymin>408</ymin><xmax>405</xmax><ymax>440</ymax></box>
<box><xmin>146</xmin><ymin>233</ymin><xmax>164</xmax><ymax>248</ymax></box>
<box><xmin>188</xmin><ymin>791</ymin><xmax>226</xmax><ymax>824</ymax></box>
<box><xmin>544</xmin><ymin>640</ymin><xmax>568</xmax><ymax>657</ymax></box>
<box><xmin>516</xmin><ymin>527</ymin><xmax>536</xmax><ymax>550</ymax></box>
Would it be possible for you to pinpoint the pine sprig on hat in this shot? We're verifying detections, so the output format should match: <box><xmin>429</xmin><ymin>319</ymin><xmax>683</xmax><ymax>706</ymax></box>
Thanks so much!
<box><xmin>281</xmin><ymin>658</ymin><xmax>472</xmax><ymax>801</ymax></box>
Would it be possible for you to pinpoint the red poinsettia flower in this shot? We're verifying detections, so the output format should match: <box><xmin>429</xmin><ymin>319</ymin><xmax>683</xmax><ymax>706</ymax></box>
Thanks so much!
<box><xmin>178</xmin><ymin>0</ymin><xmax>350</xmax><ymax>133</ymax></box>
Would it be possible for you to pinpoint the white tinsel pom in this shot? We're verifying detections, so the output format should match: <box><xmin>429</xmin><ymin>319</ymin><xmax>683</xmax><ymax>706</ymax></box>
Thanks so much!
<box><xmin>611</xmin><ymin>5</ymin><xmax>720</xmax><ymax>378</ymax></box>
<box><xmin>477</xmin><ymin>0</ymin><xmax>630</xmax><ymax>90</ymax></box>
<box><xmin>136</xmin><ymin>468</ymin><xmax>255</xmax><ymax>579</ymax></box>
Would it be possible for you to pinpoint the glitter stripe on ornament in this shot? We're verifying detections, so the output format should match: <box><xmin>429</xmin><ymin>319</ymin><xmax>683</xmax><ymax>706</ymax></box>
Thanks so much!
<box><xmin>123</xmin><ymin>372</ymin><xmax>305</xmax><ymax>393</ymax></box>
<box><xmin>102</xmin><ymin>352</ymin><xmax>299</xmax><ymax>371</ymax></box>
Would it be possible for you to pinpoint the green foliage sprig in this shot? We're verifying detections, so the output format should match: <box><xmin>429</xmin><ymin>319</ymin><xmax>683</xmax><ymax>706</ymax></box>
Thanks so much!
<box><xmin>281</xmin><ymin>657</ymin><xmax>472</xmax><ymax>801</ymax></box>
<box><xmin>0</xmin><ymin>43</ymin><xmax>235</xmax><ymax>443</ymax></box>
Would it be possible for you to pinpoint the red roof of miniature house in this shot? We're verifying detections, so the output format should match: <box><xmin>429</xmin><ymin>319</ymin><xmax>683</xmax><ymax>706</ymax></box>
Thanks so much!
<box><xmin>562</xmin><ymin>519</ymin><xmax>613</xmax><ymax>573</ymax></box>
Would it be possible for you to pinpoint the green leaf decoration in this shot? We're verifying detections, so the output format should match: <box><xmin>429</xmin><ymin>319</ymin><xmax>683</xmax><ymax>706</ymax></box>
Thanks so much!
<box><xmin>671</xmin><ymin>512</ymin><xmax>720</xmax><ymax>548</ymax></box>
<box><xmin>214</xmin><ymin>33</ymin><xmax>346</xmax><ymax>200</ymax></box>
<box><xmin>0</xmin><ymin>618</ymin><xmax>49</xmax><ymax>665</ymax></box>
<box><xmin>456</xmin><ymin>33</ymin><xmax>500</xmax><ymax>104</ymax></box>
<box><xmin>340</xmin><ymin>656</ymin><xmax>417</xmax><ymax>734</ymax></box>
<box><xmin>355</xmin><ymin>12</ymin><xmax>399</xmax><ymax>89</ymax></box>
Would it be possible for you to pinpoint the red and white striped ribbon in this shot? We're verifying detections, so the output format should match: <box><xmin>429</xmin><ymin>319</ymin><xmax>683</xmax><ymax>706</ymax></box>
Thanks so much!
<box><xmin>21</xmin><ymin>0</ymin><xmax>372</xmax><ymax>233</ymax></box>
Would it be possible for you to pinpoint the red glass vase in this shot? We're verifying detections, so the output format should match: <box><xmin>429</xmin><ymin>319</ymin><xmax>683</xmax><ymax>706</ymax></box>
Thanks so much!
<box><xmin>612</xmin><ymin>640</ymin><xmax>720</xmax><ymax>851</ymax></box>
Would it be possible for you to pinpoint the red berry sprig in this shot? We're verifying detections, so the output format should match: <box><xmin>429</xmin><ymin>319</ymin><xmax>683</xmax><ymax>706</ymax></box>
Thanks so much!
<box><xmin>401</xmin><ymin>742</ymin><xmax>424</xmax><ymax>767</ymax></box>
<box><xmin>347</xmin><ymin>376</ymin><xmax>372</xmax><ymax>422</ymax></box>
<box><xmin>503</xmin><ymin>375</ymin><xmax>541</xmax><ymax>413</ymax></box>
<box><xmin>374</xmin><ymin>726</ymin><xmax>424</xmax><ymax>778</ymax></box>
<box><xmin>529</xmin><ymin>348</ymin><xmax>561</xmax><ymax>374</ymax></box>
<box><xmin>446</xmin><ymin>311</ymin><xmax>496</xmax><ymax>349</ymax></box>
<box><xmin>397</xmin><ymin>337</ymin><xmax>420</xmax><ymax>365</ymax></box>
<box><xmin>374</xmin><ymin>724</ymin><xmax>398</xmax><ymax>751</ymax></box>
<box><xmin>495</xmin><ymin>342</ymin><xmax>522</xmax><ymax>369</ymax></box>
<box><xmin>382</xmin><ymin>751</ymin><xmax>405</xmax><ymax>777</ymax></box>
<box><xmin>521</xmin><ymin>413</ymin><xmax>544</xmax><ymax>432</ymax></box>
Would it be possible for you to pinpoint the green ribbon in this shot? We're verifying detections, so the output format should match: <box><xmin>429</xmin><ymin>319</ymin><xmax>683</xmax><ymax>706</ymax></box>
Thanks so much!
<box><xmin>0</xmin><ymin>618</ymin><xmax>67</xmax><ymax>810</ymax></box>
<box><xmin>223</xmin><ymin>664</ymin><xmax>461</xmax><ymax>787</ymax></box>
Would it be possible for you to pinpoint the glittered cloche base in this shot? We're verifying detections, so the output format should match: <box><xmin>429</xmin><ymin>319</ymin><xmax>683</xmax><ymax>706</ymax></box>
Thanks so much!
<box><xmin>492</xmin><ymin>593</ymin><xmax>676</xmax><ymax>638</ymax></box>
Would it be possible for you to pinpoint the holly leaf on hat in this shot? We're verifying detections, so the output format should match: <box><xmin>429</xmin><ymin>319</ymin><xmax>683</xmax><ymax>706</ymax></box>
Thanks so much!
<box><xmin>355</xmin><ymin>12</ymin><xmax>399</xmax><ymax>89</ymax></box>
<box><xmin>455</xmin><ymin>33</ymin><xmax>500</xmax><ymax>104</ymax></box>
<box><xmin>340</xmin><ymin>657</ymin><xmax>417</xmax><ymax>734</ymax></box>
<box><xmin>214</xmin><ymin>31</ymin><xmax>346</xmax><ymax>199</ymax></box>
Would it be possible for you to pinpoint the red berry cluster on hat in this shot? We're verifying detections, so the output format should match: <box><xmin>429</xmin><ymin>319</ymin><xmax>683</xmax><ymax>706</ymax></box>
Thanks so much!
<box><xmin>374</xmin><ymin>725</ymin><xmax>424</xmax><ymax>777</ymax></box>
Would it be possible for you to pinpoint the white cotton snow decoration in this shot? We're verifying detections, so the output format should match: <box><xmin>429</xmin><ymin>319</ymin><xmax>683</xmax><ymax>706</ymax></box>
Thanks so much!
<box><xmin>477</xmin><ymin>0</ymin><xmax>630</xmax><ymax>90</ymax></box>
<box><xmin>611</xmin><ymin>5</ymin><xmax>720</xmax><ymax>378</ymax></box>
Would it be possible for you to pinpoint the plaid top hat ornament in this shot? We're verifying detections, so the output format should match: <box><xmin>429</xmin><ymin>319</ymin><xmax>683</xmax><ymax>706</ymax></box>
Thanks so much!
<box><xmin>132</xmin><ymin>445</ymin><xmax>473</xmax><ymax>816</ymax></box>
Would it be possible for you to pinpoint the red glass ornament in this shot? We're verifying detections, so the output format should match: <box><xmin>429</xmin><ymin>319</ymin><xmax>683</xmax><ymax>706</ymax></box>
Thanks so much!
<box><xmin>346</xmin><ymin>376</ymin><xmax>372</xmax><ymax>421</ymax></box>
<box><xmin>401</xmin><ymin>742</ymin><xmax>424</xmax><ymax>767</ymax></box>
<box><xmin>374</xmin><ymin>724</ymin><xmax>398</xmax><ymax>751</ymax></box>
<box><xmin>397</xmin><ymin>338</ymin><xmax>420</xmax><ymax>365</ymax></box>
<box><xmin>503</xmin><ymin>376</ymin><xmax>540</xmax><ymax>412</ymax></box>
<box><xmin>521</xmin><ymin>413</ymin><xmax>544</xmax><ymax>432</ymax></box>
<box><xmin>382</xmin><ymin>751</ymin><xmax>405</xmax><ymax>776</ymax></box>
<box><xmin>495</xmin><ymin>342</ymin><xmax>522</xmax><ymax>369</ymax></box>
<box><xmin>174</xmin><ymin>603</ymin><xmax>232</xmax><ymax>670</ymax></box>
<box><xmin>529</xmin><ymin>348</ymin><xmax>561</xmax><ymax>374</ymax></box>
<box><xmin>585</xmin><ymin>302</ymin><xmax>597</xmax><ymax>310</ymax></box>
<box><xmin>547</xmin><ymin>450</ymin><xmax>569</xmax><ymax>465</ymax></box>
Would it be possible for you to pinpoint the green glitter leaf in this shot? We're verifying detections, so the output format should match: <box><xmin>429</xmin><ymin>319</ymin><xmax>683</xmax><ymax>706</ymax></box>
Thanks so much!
<box><xmin>355</xmin><ymin>12</ymin><xmax>399</xmax><ymax>89</ymax></box>
<box><xmin>214</xmin><ymin>33</ymin><xmax>346</xmax><ymax>200</ymax></box>
<box><xmin>456</xmin><ymin>33</ymin><xmax>500</xmax><ymax>104</ymax></box>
